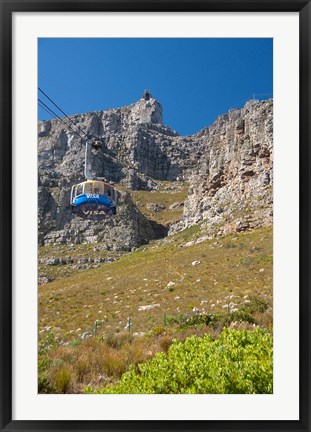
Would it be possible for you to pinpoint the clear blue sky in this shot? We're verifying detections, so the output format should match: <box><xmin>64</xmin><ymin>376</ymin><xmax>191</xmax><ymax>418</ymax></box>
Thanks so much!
<box><xmin>38</xmin><ymin>38</ymin><xmax>273</xmax><ymax>136</ymax></box>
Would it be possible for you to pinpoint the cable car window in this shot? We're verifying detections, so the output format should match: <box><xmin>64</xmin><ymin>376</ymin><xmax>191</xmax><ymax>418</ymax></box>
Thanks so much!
<box><xmin>109</xmin><ymin>188</ymin><xmax>115</xmax><ymax>201</ymax></box>
<box><xmin>99</xmin><ymin>183</ymin><xmax>105</xmax><ymax>194</ymax></box>
<box><xmin>84</xmin><ymin>183</ymin><xmax>92</xmax><ymax>194</ymax></box>
<box><xmin>105</xmin><ymin>185</ymin><xmax>112</xmax><ymax>197</ymax></box>
<box><xmin>94</xmin><ymin>183</ymin><xmax>98</xmax><ymax>193</ymax></box>
<box><xmin>77</xmin><ymin>184</ymin><xmax>83</xmax><ymax>196</ymax></box>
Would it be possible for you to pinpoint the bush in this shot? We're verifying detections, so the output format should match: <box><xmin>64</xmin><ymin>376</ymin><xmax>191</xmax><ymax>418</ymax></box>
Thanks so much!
<box><xmin>38</xmin><ymin>332</ymin><xmax>59</xmax><ymax>393</ymax></box>
<box><xmin>230</xmin><ymin>308</ymin><xmax>255</xmax><ymax>324</ymax></box>
<box><xmin>180</xmin><ymin>313</ymin><xmax>217</xmax><ymax>328</ymax></box>
<box><xmin>104</xmin><ymin>332</ymin><xmax>133</xmax><ymax>349</ymax></box>
<box><xmin>240</xmin><ymin>256</ymin><xmax>253</xmax><ymax>267</ymax></box>
<box><xmin>38</xmin><ymin>374</ymin><xmax>55</xmax><ymax>394</ymax></box>
<box><xmin>100</xmin><ymin>347</ymin><xmax>129</xmax><ymax>378</ymax></box>
<box><xmin>175</xmin><ymin>296</ymin><xmax>269</xmax><ymax>329</ymax></box>
<box><xmin>39</xmin><ymin>331</ymin><xmax>58</xmax><ymax>354</ymax></box>
<box><xmin>246</xmin><ymin>296</ymin><xmax>269</xmax><ymax>314</ymax></box>
<box><xmin>75</xmin><ymin>360</ymin><xmax>89</xmax><ymax>382</ymax></box>
<box><xmin>166</xmin><ymin>313</ymin><xmax>188</xmax><ymax>325</ymax></box>
<box><xmin>151</xmin><ymin>325</ymin><xmax>167</xmax><ymax>336</ymax></box>
<box><xmin>88</xmin><ymin>328</ymin><xmax>272</xmax><ymax>394</ymax></box>
<box><xmin>53</xmin><ymin>368</ymin><xmax>72</xmax><ymax>393</ymax></box>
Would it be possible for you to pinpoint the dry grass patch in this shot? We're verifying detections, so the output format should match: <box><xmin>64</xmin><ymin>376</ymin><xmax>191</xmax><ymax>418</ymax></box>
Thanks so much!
<box><xmin>39</xmin><ymin>226</ymin><xmax>272</xmax><ymax>344</ymax></box>
<box><xmin>39</xmin><ymin>331</ymin><xmax>177</xmax><ymax>393</ymax></box>
<box><xmin>128</xmin><ymin>180</ymin><xmax>189</xmax><ymax>225</ymax></box>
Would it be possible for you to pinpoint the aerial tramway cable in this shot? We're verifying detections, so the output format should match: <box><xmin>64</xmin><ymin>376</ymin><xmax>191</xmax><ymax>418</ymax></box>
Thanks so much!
<box><xmin>38</xmin><ymin>98</ymin><xmax>84</xmax><ymax>138</ymax></box>
<box><xmin>38</xmin><ymin>87</ymin><xmax>88</xmax><ymax>139</ymax></box>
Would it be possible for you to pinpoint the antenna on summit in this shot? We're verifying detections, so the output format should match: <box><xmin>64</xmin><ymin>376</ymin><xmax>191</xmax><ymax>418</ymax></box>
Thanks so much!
<box><xmin>143</xmin><ymin>89</ymin><xmax>151</xmax><ymax>100</ymax></box>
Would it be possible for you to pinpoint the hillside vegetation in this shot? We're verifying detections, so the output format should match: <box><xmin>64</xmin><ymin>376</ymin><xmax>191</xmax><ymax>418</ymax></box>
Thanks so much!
<box><xmin>38</xmin><ymin>98</ymin><xmax>273</xmax><ymax>395</ymax></box>
<box><xmin>39</xmin><ymin>217</ymin><xmax>272</xmax><ymax>393</ymax></box>
<box><xmin>87</xmin><ymin>328</ymin><xmax>273</xmax><ymax>394</ymax></box>
<box><xmin>39</xmin><ymin>225</ymin><xmax>272</xmax><ymax>340</ymax></box>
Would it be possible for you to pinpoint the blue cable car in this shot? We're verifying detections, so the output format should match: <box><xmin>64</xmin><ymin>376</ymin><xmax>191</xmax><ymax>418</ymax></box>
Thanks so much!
<box><xmin>70</xmin><ymin>141</ymin><xmax>117</xmax><ymax>220</ymax></box>
<box><xmin>70</xmin><ymin>180</ymin><xmax>117</xmax><ymax>219</ymax></box>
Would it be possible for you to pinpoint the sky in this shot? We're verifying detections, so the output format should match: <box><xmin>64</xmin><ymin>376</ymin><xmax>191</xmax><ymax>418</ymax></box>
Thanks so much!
<box><xmin>38</xmin><ymin>38</ymin><xmax>273</xmax><ymax>136</ymax></box>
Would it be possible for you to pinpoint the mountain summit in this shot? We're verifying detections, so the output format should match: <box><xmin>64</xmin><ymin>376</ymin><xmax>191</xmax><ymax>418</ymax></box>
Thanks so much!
<box><xmin>38</xmin><ymin>94</ymin><xmax>273</xmax><ymax>248</ymax></box>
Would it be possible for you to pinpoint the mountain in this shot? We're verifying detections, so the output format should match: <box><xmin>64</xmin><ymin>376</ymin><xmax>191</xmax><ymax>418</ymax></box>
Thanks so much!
<box><xmin>38</xmin><ymin>93</ymin><xmax>273</xmax><ymax>248</ymax></box>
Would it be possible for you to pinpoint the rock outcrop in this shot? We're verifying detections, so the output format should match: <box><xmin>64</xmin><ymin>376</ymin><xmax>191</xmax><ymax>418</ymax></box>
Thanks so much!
<box><xmin>179</xmin><ymin>99</ymin><xmax>273</xmax><ymax>235</ymax></box>
<box><xmin>38</xmin><ymin>94</ymin><xmax>273</xmax><ymax>246</ymax></box>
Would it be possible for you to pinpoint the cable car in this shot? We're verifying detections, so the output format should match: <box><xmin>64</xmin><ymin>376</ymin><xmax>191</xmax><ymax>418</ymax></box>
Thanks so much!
<box><xmin>70</xmin><ymin>179</ymin><xmax>117</xmax><ymax>219</ymax></box>
<box><xmin>70</xmin><ymin>139</ymin><xmax>117</xmax><ymax>220</ymax></box>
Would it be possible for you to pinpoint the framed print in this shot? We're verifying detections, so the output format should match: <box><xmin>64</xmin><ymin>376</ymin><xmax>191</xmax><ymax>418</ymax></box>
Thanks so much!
<box><xmin>1</xmin><ymin>1</ymin><xmax>310</xmax><ymax>431</ymax></box>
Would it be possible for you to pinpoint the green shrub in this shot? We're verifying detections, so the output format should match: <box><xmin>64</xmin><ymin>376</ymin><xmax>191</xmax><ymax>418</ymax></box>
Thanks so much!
<box><xmin>246</xmin><ymin>296</ymin><xmax>269</xmax><ymax>314</ymax></box>
<box><xmin>39</xmin><ymin>331</ymin><xmax>58</xmax><ymax>354</ymax></box>
<box><xmin>38</xmin><ymin>332</ymin><xmax>59</xmax><ymax>393</ymax></box>
<box><xmin>38</xmin><ymin>355</ymin><xmax>56</xmax><ymax>393</ymax></box>
<box><xmin>224</xmin><ymin>296</ymin><xmax>269</xmax><ymax>324</ymax></box>
<box><xmin>166</xmin><ymin>313</ymin><xmax>188</xmax><ymax>325</ymax></box>
<box><xmin>54</xmin><ymin>368</ymin><xmax>72</xmax><ymax>393</ymax></box>
<box><xmin>75</xmin><ymin>360</ymin><xmax>89</xmax><ymax>382</ymax></box>
<box><xmin>151</xmin><ymin>325</ymin><xmax>167</xmax><ymax>336</ymax></box>
<box><xmin>162</xmin><ymin>295</ymin><xmax>269</xmax><ymax>332</ymax></box>
<box><xmin>180</xmin><ymin>313</ymin><xmax>217</xmax><ymax>328</ymax></box>
<box><xmin>87</xmin><ymin>328</ymin><xmax>272</xmax><ymax>394</ymax></box>
<box><xmin>240</xmin><ymin>256</ymin><xmax>253</xmax><ymax>267</ymax></box>
<box><xmin>38</xmin><ymin>375</ymin><xmax>56</xmax><ymax>394</ymax></box>
<box><xmin>70</xmin><ymin>338</ymin><xmax>81</xmax><ymax>347</ymax></box>
<box><xmin>230</xmin><ymin>308</ymin><xmax>255</xmax><ymax>324</ymax></box>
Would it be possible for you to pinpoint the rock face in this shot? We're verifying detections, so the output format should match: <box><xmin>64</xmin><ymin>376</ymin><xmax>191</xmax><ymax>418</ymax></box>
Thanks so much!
<box><xmin>38</xmin><ymin>189</ymin><xmax>162</xmax><ymax>249</ymax></box>
<box><xmin>38</xmin><ymin>94</ymin><xmax>273</xmax><ymax>246</ymax></box>
<box><xmin>179</xmin><ymin>99</ymin><xmax>273</xmax><ymax>235</ymax></box>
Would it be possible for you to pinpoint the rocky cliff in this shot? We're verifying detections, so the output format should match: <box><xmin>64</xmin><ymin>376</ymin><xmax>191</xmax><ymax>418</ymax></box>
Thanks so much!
<box><xmin>38</xmin><ymin>94</ymin><xmax>273</xmax><ymax>247</ymax></box>
<box><xmin>177</xmin><ymin>99</ymin><xmax>273</xmax><ymax>236</ymax></box>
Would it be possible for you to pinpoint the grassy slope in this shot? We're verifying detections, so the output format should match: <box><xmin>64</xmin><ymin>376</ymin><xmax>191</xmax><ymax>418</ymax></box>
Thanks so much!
<box><xmin>39</xmin><ymin>225</ymin><xmax>272</xmax><ymax>341</ymax></box>
<box><xmin>129</xmin><ymin>180</ymin><xmax>188</xmax><ymax>225</ymax></box>
<box><xmin>39</xmin><ymin>181</ymin><xmax>188</xmax><ymax>282</ymax></box>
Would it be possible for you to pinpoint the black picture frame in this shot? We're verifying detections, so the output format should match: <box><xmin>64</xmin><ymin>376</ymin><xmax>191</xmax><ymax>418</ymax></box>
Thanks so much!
<box><xmin>1</xmin><ymin>1</ymin><xmax>310</xmax><ymax>431</ymax></box>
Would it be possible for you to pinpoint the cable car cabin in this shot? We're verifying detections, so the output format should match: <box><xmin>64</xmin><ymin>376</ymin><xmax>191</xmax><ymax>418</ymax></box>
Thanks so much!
<box><xmin>70</xmin><ymin>180</ymin><xmax>117</xmax><ymax>219</ymax></box>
